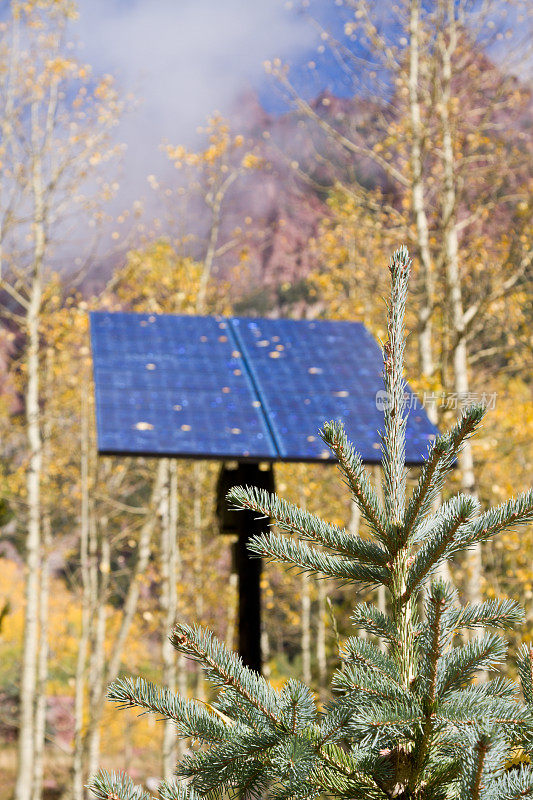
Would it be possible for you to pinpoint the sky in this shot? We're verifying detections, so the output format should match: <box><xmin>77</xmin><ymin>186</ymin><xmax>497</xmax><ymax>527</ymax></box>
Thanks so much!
<box><xmin>71</xmin><ymin>0</ymin><xmax>528</xmax><ymax>227</ymax></box>
<box><xmin>74</xmin><ymin>0</ymin><xmax>340</xmax><ymax>205</ymax></box>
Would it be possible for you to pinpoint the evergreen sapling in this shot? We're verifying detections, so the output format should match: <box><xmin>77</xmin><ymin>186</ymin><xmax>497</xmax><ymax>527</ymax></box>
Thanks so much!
<box><xmin>89</xmin><ymin>247</ymin><xmax>533</xmax><ymax>800</ymax></box>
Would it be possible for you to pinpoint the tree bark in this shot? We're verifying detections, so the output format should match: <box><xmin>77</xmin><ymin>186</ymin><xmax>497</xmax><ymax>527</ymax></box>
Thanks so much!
<box><xmin>408</xmin><ymin>0</ymin><xmax>436</xmax><ymax>401</ymax></box>
<box><xmin>73</xmin><ymin>391</ymin><xmax>91</xmax><ymax>800</ymax></box>
<box><xmin>437</xmin><ymin>0</ymin><xmax>481</xmax><ymax>604</ymax></box>
<box><xmin>83</xmin><ymin>459</ymin><xmax>167</xmax><ymax>776</ymax></box>
<box><xmin>15</xmin><ymin>98</ymin><xmax>47</xmax><ymax>800</ymax></box>
<box><xmin>32</xmin><ymin>511</ymin><xmax>50</xmax><ymax>800</ymax></box>
<box><xmin>301</xmin><ymin>572</ymin><xmax>312</xmax><ymax>685</ymax></box>
<box><xmin>193</xmin><ymin>462</ymin><xmax>205</xmax><ymax>701</ymax></box>
<box><xmin>32</xmin><ymin>348</ymin><xmax>54</xmax><ymax>800</ymax></box>
<box><xmin>87</xmin><ymin>519</ymin><xmax>110</xmax><ymax>779</ymax></box>
<box><xmin>316</xmin><ymin>578</ymin><xmax>327</xmax><ymax>699</ymax></box>
<box><xmin>161</xmin><ymin>459</ymin><xmax>178</xmax><ymax>779</ymax></box>
<box><xmin>225</xmin><ymin>571</ymin><xmax>238</xmax><ymax>653</ymax></box>
<box><xmin>349</xmin><ymin>501</ymin><xmax>360</xmax><ymax>537</ymax></box>
<box><xmin>261</xmin><ymin>628</ymin><xmax>271</xmax><ymax>680</ymax></box>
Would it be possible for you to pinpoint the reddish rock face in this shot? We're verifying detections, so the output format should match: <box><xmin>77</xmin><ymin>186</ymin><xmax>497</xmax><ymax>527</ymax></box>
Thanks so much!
<box><xmin>208</xmin><ymin>89</ymin><xmax>399</xmax><ymax>309</ymax></box>
<box><xmin>76</xmin><ymin>51</ymin><xmax>533</xmax><ymax>310</ymax></box>
<box><xmin>46</xmin><ymin>695</ymin><xmax>75</xmax><ymax>750</ymax></box>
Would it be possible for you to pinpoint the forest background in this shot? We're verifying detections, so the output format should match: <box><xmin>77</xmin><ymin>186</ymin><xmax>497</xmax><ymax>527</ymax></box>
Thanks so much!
<box><xmin>0</xmin><ymin>1</ymin><xmax>531</xmax><ymax>799</ymax></box>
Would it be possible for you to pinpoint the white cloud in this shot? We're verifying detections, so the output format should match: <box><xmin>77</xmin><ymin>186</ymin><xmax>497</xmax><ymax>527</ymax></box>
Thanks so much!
<box><xmin>75</xmin><ymin>0</ymin><xmax>316</xmax><ymax>201</ymax></box>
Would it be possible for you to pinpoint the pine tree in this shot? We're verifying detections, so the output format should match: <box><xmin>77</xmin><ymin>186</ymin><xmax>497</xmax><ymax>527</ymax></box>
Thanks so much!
<box><xmin>88</xmin><ymin>247</ymin><xmax>533</xmax><ymax>800</ymax></box>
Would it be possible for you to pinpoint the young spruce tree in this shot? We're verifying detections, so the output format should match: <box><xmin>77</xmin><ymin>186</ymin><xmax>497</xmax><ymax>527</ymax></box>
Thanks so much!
<box><xmin>89</xmin><ymin>248</ymin><xmax>533</xmax><ymax>800</ymax></box>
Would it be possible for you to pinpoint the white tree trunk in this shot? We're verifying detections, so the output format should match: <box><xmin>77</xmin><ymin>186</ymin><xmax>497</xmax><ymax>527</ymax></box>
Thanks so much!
<box><xmin>437</xmin><ymin>0</ymin><xmax>481</xmax><ymax>605</ymax></box>
<box><xmin>407</xmin><ymin>7</ymin><xmax>455</xmax><ymax>590</ymax></box>
<box><xmin>87</xmin><ymin>527</ymin><xmax>110</xmax><ymax>779</ymax></box>
<box><xmin>83</xmin><ymin>460</ymin><xmax>167</xmax><ymax>775</ymax></box>
<box><xmin>349</xmin><ymin>501</ymin><xmax>360</xmax><ymax>536</ymax></box>
<box><xmin>316</xmin><ymin>578</ymin><xmax>327</xmax><ymax>698</ymax></box>
<box><xmin>408</xmin><ymin>0</ymin><xmax>436</xmax><ymax>396</ymax></box>
<box><xmin>225</xmin><ymin>571</ymin><xmax>238</xmax><ymax>653</ymax></box>
<box><xmin>32</xmin><ymin>506</ymin><xmax>50</xmax><ymax>800</ymax></box>
<box><xmin>15</xmin><ymin>102</ymin><xmax>46</xmax><ymax>800</ymax></box>
<box><xmin>349</xmin><ymin>500</ymin><xmax>367</xmax><ymax>638</ymax></box>
<box><xmin>176</xmin><ymin>649</ymin><xmax>188</xmax><ymax>760</ymax></box>
<box><xmin>298</xmin><ymin>473</ymin><xmax>312</xmax><ymax>685</ymax></box>
<box><xmin>173</xmin><ymin>461</ymin><xmax>189</xmax><ymax>759</ymax></box>
<box><xmin>301</xmin><ymin>572</ymin><xmax>312</xmax><ymax>685</ymax></box>
<box><xmin>261</xmin><ymin>628</ymin><xmax>271</xmax><ymax>680</ymax></box>
<box><xmin>193</xmin><ymin>462</ymin><xmax>205</xmax><ymax>701</ymax></box>
<box><xmin>73</xmin><ymin>392</ymin><xmax>91</xmax><ymax>800</ymax></box>
<box><xmin>161</xmin><ymin>459</ymin><xmax>179</xmax><ymax>779</ymax></box>
<box><xmin>32</xmin><ymin>348</ymin><xmax>54</xmax><ymax>800</ymax></box>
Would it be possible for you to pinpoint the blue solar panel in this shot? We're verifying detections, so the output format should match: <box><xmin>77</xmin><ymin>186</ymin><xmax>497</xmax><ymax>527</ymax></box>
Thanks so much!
<box><xmin>90</xmin><ymin>312</ymin><xmax>438</xmax><ymax>463</ymax></box>
<box><xmin>231</xmin><ymin>317</ymin><xmax>438</xmax><ymax>463</ymax></box>
<box><xmin>90</xmin><ymin>312</ymin><xmax>277</xmax><ymax>459</ymax></box>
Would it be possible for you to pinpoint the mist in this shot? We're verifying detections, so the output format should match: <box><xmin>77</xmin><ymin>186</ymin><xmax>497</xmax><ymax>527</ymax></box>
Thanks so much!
<box><xmin>75</xmin><ymin>0</ymin><xmax>319</xmax><ymax>208</ymax></box>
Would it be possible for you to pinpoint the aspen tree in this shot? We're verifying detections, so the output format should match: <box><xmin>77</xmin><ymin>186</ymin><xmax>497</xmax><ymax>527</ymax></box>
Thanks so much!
<box><xmin>0</xmin><ymin>5</ymin><xmax>122</xmax><ymax>798</ymax></box>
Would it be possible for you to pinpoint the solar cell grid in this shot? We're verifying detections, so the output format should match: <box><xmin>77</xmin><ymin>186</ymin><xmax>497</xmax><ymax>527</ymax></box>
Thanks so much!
<box><xmin>90</xmin><ymin>312</ymin><xmax>438</xmax><ymax>463</ymax></box>
<box><xmin>231</xmin><ymin>316</ymin><xmax>437</xmax><ymax>463</ymax></box>
<box><xmin>90</xmin><ymin>312</ymin><xmax>277</xmax><ymax>459</ymax></box>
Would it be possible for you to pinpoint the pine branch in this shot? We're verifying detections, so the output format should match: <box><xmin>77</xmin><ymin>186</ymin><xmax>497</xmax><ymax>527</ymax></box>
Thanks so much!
<box><xmin>106</xmin><ymin>676</ymin><xmax>229</xmax><ymax>742</ymax></box>
<box><xmin>458</xmin><ymin>678</ymin><xmax>520</xmax><ymax>703</ymax></box>
<box><xmin>410</xmin><ymin>582</ymin><xmax>453</xmax><ymax>786</ymax></box>
<box><xmin>482</xmin><ymin>678</ymin><xmax>522</xmax><ymax>701</ymax></box>
<box><xmin>177</xmin><ymin>732</ymin><xmax>275</xmax><ymax>799</ymax></box>
<box><xmin>350</xmin><ymin>603</ymin><xmax>399</xmax><ymax>645</ymax></box>
<box><xmin>380</xmin><ymin>245</ymin><xmax>411</xmax><ymax>535</ymax></box>
<box><xmin>157</xmin><ymin>779</ymin><xmax>200</xmax><ymax>800</ymax></box>
<box><xmin>311</xmin><ymin>757</ymin><xmax>388</xmax><ymax>800</ymax></box>
<box><xmin>403</xmin><ymin>494</ymin><xmax>480</xmax><ymax>600</ymax></box>
<box><xmin>279</xmin><ymin>679</ymin><xmax>317</xmax><ymax>732</ymax></box>
<box><xmin>88</xmin><ymin>771</ymin><xmax>155</xmax><ymax>800</ymax></box>
<box><xmin>226</xmin><ymin>485</ymin><xmax>389</xmax><ymax>566</ymax></box>
<box><xmin>332</xmin><ymin>662</ymin><xmax>411</xmax><ymax>703</ymax></box>
<box><xmin>318</xmin><ymin>706</ymin><xmax>357</xmax><ymax>747</ymax></box>
<box><xmin>177</xmin><ymin>725</ymin><xmax>320</xmax><ymax>800</ymax></box>
<box><xmin>314</xmin><ymin>740</ymin><xmax>387</xmax><ymax>794</ymax></box>
<box><xmin>437</xmin><ymin>633</ymin><xmax>508</xmax><ymax>697</ymax></box>
<box><xmin>490</xmin><ymin>765</ymin><xmax>533</xmax><ymax>799</ymax></box>
<box><xmin>458</xmin><ymin>733</ymin><xmax>507</xmax><ymax>800</ymax></box>
<box><xmin>444</xmin><ymin>599</ymin><xmax>525</xmax><ymax>634</ymax></box>
<box><xmin>419</xmin><ymin>753</ymin><xmax>463</xmax><ymax>796</ymax></box>
<box><xmin>455</xmin><ymin>489</ymin><xmax>533</xmax><ymax>551</ymax></box>
<box><xmin>416</xmin><ymin>583</ymin><xmax>450</xmax><ymax>699</ymax></box>
<box><xmin>267</xmin><ymin>736</ymin><xmax>318</xmax><ymax>798</ymax></box>
<box><xmin>340</xmin><ymin>637</ymin><xmax>400</xmax><ymax>685</ymax></box>
<box><xmin>313</xmin><ymin>723</ymin><xmax>395</xmax><ymax>794</ymax></box>
<box><xmin>247</xmin><ymin>530</ymin><xmax>389</xmax><ymax>586</ymax></box>
<box><xmin>345</xmin><ymin>698</ymin><xmax>423</xmax><ymax>745</ymax></box>
<box><xmin>319</xmin><ymin>420</ymin><xmax>390</xmax><ymax>548</ymax></box>
<box><xmin>437</xmin><ymin>693</ymin><xmax>532</xmax><ymax>733</ymax></box>
<box><xmin>459</xmin><ymin>734</ymin><xmax>491</xmax><ymax>800</ymax></box>
<box><xmin>404</xmin><ymin>404</ymin><xmax>486</xmax><ymax>544</ymax></box>
<box><xmin>170</xmin><ymin>624</ymin><xmax>281</xmax><ymax>725</ymax></box>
